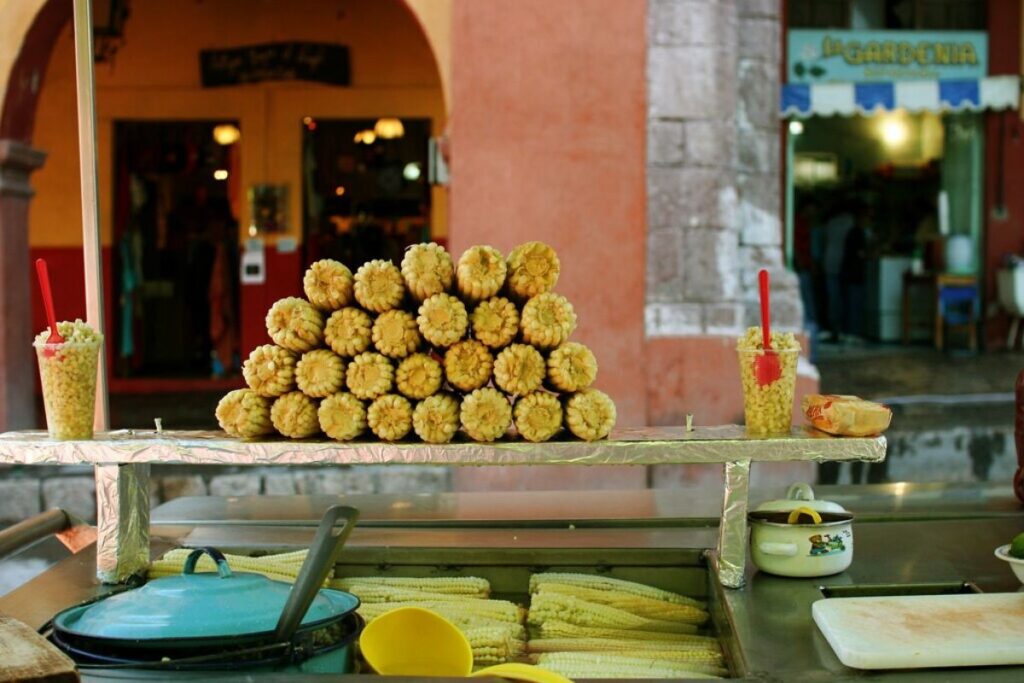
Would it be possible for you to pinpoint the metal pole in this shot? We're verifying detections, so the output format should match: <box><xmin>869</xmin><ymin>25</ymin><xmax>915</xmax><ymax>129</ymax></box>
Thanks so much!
<box><xmin>72</xmin><ymin>0</ymin><xmax>109</xmax><ymax>433</ymax></box>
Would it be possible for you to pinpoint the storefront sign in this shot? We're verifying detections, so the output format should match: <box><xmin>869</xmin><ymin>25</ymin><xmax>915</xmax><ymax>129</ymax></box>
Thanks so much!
<box><xmin>788</xmin><ymin>30</ymin><xmax>987</xmax><ymax>83</ymax></box>
<box><xmin>200</xmin><ymin>42</ymin><xmax>350</xmax><ymax>87</ymax></box>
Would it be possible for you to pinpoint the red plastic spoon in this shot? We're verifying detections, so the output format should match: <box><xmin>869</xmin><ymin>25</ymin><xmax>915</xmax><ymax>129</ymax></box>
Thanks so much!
<box><xmin>754</xmin><ymin>268</ymin><xmax>781</xmax><ymax>386</ymax></box>
<box><xmin>35</xmin><ymin>258</ymin><xmax>64</xmax><ymax>354</ymax></box>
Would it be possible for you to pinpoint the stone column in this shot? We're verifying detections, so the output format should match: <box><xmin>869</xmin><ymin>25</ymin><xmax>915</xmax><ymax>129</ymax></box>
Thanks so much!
<box><xmin>0</xmin><ymin>139</ymin><xmax>46</xmax><ymax>431</ymax></box>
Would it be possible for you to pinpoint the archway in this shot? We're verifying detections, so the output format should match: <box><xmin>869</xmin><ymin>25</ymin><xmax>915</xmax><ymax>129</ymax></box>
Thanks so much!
<box><xmin>0</xmin><ymin>0</ymin><xmax>450</xmax><ymax>427</ymax></box>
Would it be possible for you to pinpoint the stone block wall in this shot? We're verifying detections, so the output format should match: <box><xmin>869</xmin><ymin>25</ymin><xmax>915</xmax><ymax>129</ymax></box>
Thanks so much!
<box><xmin>645</xmin><ymin>0</ymin><xmax>800</xmax><ymax>338</ymax></box>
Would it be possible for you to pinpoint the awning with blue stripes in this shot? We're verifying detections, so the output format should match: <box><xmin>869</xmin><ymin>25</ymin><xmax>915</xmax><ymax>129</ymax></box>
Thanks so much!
<box><xmin>781</xmin><ymin>75</ymin><xmax>1020</xmax><ymax>118</ymax></box>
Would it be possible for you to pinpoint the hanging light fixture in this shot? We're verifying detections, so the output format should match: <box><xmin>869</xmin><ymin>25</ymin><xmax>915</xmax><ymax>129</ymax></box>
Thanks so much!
<box><xmin>353</xmin><ymin>129</ymin><xmax>377</xmax><ymax>145</ymax></box>
<box><xmin>374</xmin><ymin>117</ymin><xmax>405</xmax><ymax>140</ymax></box>
<box><xmin>212</xmin><ymin>124</ymin><xmax>241</xmax><ymax>146</ymax></box>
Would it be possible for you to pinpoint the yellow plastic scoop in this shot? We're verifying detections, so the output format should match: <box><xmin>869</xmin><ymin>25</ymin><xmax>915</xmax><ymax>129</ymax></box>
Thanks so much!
<box><xmin>472</xmin><ymin>662</ymin><xmax>574</xmax><ymax>683</ymax></box>
<box><xmin>360</xmin><ymin>606</ymin><xmax>473</xmax><ymax>676</ymax></box>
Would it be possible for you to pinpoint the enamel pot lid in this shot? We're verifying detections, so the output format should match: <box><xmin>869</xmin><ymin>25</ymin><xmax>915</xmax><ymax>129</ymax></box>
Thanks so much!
<box><xmin>755</xmin><ymin>482</ymin><xmax>847</xmax><ymax>514</ymax></box>
<box><xmin>54</xmin><ymin>547</ymin><xmax>359</xmax><ymax>642</ymax></box>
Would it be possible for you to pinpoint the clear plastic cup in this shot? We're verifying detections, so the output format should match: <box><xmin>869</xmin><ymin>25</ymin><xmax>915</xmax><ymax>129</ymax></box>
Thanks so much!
<box><xmin>737</xmin><ymin>347</ymin><xmax>799</xmax><ymax>436</ymax></box>
<box><xmin>34</xmin><ymin>338</ymin><xmax>102</xmax><ymax>440</ymax></box>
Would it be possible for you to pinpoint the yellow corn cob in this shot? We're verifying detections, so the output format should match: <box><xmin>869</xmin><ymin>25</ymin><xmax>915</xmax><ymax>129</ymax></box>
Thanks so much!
<box><xmin>215</xmin><ymin>389</ymin><xmax>273</xmax><ymax>439</ymax></box>
<box><xmin>354</xmin><ymin>259</ymin><xmax>405</xmax><ymax>313</ymax></box>
<box><xmin>464</xmin><ymin>625</ymin><xmax>526</xmax><ymax>664</ymax></box>
<box><xmin>529</xmin><ymin>592</ymin><xmax>697</xmax><ymax>634</ymax></box>
<box><xmin>534</xmin><ymin>583</ymin><xmax>708</xmax><ymax>625</ymax></box>
<box><xmin>355</xmin><ymin>599</ymin><xmax>525</xmax><ymax>625</ymax></box>
<box><xmin>529</xmin><ymin>573</ymin><xmax>706</xmax><ymax>609</ymax></box>
<box><xmin>242</xmin><ymin>344</ymin><xmax>297</xmax><ymax>397</ymax></box>
<box><xmin>266</xmin><ymin>297</ymin><xmax>324</xmax><ymax>352</ymax></box>
<box><xmin>271</xmin><ymin>391</ymin><xmax>320</xmax><ymax>438</ymax></box>
<box><xmin>460</xmin><ymin>387</ymin><xmax>512</xmax><ymax>442</ymax></box>
<box><xmin>531</xmin><ymin>619</ymin><xmax>699</xmax><ymax>641</ymax></box>
<box><xmin>325</xmin><ymin>307</ymin><xmax>373</xmax><ymax>357</ymax></box>
<box><xmin>417</xmin><ymin>293</ymin><xmax>469</xmax><ymax>348</ymax></box>
<box><xmin>506</xmin><ymin>241</ymin><xmax>560</xmax><ymax>299</ymax></box>
<box><xmin>318</xmin><ymin>392</ymin><xmax>367</xmax><ymax>441</ymax></box>
<box><xmin>412</xmin><ymin>393</ymin><xmax>461</xmax><ymax>444</ymax></box>
<box><xmin>401</xmin><ymin>242</ymin><xmax>454</xmax><ymax>301</ymax></box>
<box><xmin>372</xmin><ymin>310</ymin><xmax>422</xmax><ymax>359</ymax></box>
<box><xmin>333</xmin><ymin>575</ymin><xmax>490</xmax><ymax>598</ymax></box>
<box><xmin>526</xmin><ymin>637</ymin><xmax>721</xmax><ymax>657</ymax></box>
<box><xmin>367</xmin><ymin>394</ymin><xmax>413</xmax><ymax>441</ymax></box>
<box><xmin>456</xmin><ymin>245</ymin><xmax>507</xmax><ymax>302</ymax></box>
<box><xmin>564</xmin><ymin>388</ymin><xmax>616</xmax><ymax>441</ymax></box>
<box><xmin>536</xmin><ymin>652</ymin><xmax>724</xmax><ymax>679</ymax></box>
<box><xmin>148</xmin><ymin>550</ymin><xmax>328</xmax><ymax>586</ymax></box>
<box><xmin>303</xmin><ymin>259</ymin><xmax>354</xmax><ymax>311</ymax></box>
<box><xmin>493</xmin><ymin>344</ymin><xmax>546</xmax><ymax>396</ymax></box>
<box><xmin>340</xmin><ymin>584</ymin><xmax>486</xmax><ymax>604</ymax></box>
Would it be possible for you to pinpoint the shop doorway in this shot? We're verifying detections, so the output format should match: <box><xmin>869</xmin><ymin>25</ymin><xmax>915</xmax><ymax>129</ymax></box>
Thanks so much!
<box><xmin>301</xmin><ymin>117</ymin><xmax>432</xmax><ymax>270</ymax></box>
<box><xmin>113</xmin><ymin>120</ymin><xmax>241</xmax><ymax>380</ymax></box>
<box><xmin>789</xmin><ymin>111</ymin><xmax>984</xmax><ymax>350</ymax></box>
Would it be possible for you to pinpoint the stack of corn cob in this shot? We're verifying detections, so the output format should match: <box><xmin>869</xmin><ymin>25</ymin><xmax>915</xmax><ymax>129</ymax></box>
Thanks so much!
<box><xmin>215</xmin><ymin>241</ymin><xmax>616</xmax><ymax>444</ymax></box>
<box><xmin>526</xmin><ymin>573</ymin><xmax>726</xmax><ymax>679</ymax></box>
<box><xmin>332</xmin><ymin>575</ymin><xmax>527</xmax><ymax>667</ymax></box>
<box><xmin>148</xmin><ymin>549</ymin><xmax>316</xmax><ymax>585</ymax></box>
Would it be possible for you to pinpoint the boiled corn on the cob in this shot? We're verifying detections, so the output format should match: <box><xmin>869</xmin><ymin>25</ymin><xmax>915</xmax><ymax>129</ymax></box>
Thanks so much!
<box><xmin>526</xmin><ymin>636</ymin><xmax>721</xmax><ymax>656</ymax></box>
<box><xmin>355</xmin><ymin>599</ymin><xmax>525</xmax><ymax>625</ymax></box>
<box><xmin>530</xmin><ymin>620</ymin><xmax>700</xmax><ymax>641</ymax></box>
<box><xmin>333</xmin><ymin>575</ymin><xmax>490</xmax><ymax>598</ymax></box>
<box><xmin>528</xmin><ymin>592</ymin><xmax>698</xmax><ymax>634</ymax></box>
<box><xmin>149</xmin><ymin>549</ymin><xmax>328</xmax><ymax>585</ymax></box>
<box><xmin>534</xmin><ymin>582</ymin><xmax>708</xmax><ymax>625</ymax></box>
<box><xmin>536</xmin><ymin>652</ymin><xmax>723</xmax><ymax>679</ymax></box>
<box><xmin>530</xmin><ymin>573</ymin><xmax>706</xmax><ymax>609</ymax></box>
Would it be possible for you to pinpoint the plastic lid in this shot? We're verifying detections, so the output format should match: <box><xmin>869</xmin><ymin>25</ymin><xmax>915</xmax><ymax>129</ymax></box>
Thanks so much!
<box><xmin>57</xmin><ymin>548</ymin><xmax>359</xmax><ymax>641</ymax></box>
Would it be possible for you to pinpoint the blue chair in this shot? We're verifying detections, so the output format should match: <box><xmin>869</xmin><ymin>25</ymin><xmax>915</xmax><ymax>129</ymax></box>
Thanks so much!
<box><xmin>936</xmin><ymin>275</ymin><xmax>979</xmax><ymax>351</ymax></box>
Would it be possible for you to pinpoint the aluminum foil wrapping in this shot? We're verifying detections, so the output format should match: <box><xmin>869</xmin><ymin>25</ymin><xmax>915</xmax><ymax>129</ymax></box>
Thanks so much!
<box><xmin>0</xmin><ymin>427</ymin><xmax>887</xmax><ymax>466</ymax></box>
<box><xmin>95</xmin><ymin>464</ymin><xmax>150</xmax><ymax>584</ymax></box>
<box><xmin>717</xmin><ymin>459</ymin><xmax>751</xmax><ymax>589</ymax></box>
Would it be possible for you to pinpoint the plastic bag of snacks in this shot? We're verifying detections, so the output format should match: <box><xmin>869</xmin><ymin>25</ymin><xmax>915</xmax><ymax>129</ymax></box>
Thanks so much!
<box><xmin>803</xmin><ymin>394</ymin><xmax>892</xmax><ymax>437</ymax></box>
<box><xmin>34</xmin><ymin>320</ymin><xmax>103</xmax><ymax>440</ymax></box>
<box><xmin>736</xmin><ymin>327</ymin><xmax>800</xmax><ymax>436</ymax></box>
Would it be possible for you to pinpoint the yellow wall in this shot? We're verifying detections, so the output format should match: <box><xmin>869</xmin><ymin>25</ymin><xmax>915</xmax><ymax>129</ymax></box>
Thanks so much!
<box><xmin>29</xmin><ymin>0</ymin><xmax>447</xmax><ymax>248</ymax></box>
<box><xmin>0</xmin><ymin>0</ymin><xmax>45</xmax><ymax>109</ymax></box>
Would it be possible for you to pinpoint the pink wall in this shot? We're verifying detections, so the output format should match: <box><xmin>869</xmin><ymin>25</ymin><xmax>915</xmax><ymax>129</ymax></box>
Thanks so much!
<box><xmin>448</xmin><ymin>0</ymin><xmax>648</xmax><ymax>430</ymax></box>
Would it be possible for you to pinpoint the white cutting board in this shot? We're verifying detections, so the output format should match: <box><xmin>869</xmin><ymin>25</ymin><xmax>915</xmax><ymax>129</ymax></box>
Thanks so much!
<box><xmin>813</xmin><ymin>593</ymin><xmax>1024</xmax><ymax>670</ymax></box>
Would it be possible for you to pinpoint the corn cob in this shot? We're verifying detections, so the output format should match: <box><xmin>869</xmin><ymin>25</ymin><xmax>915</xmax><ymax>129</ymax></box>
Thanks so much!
<box><xmin>519</xmin><ymin>292</ymin><xmax>576</xmax><ymax>349</ymax></box>
<box><xmin>528</xmin><ymin>592</ymin><xmax>696</xmax><ymax>634</ymax></box>
<box><xmin>303</xmin><ymin>259</ymin><xmax>354</xmax><ymax>311</ymax></box>
<box><xmin>242</xmin><ymin>344</ymin><xmax>297</xmax><ymax>397</ymax></box>
<box><xmin>546</xmin><ymin>342</ymin><xmax>597</xmax><ymax>393</ymax></box>
<box><xmin>271</xmin><ymin>391</ymin><xmax>320</xmax><ymax>438</ymax></box>
<box><xmin>493</xmin><ymin>344</ymin><xmax>546</xmax><ymax>396</ymax></box>
<box><xmin>534</xmin><ymin>582</ymin><xmax>708</xmax><ymax>625</ymax></box>
<box><xmin>412</xmin><ymin>393</ymin><xmax>461</xmax><ymax>444</ymax></box>
<box><xmin>460</xmin><ymin>387</ymin><xmax>512</xmax><ymax>442</ymax></box>
<box><xmin>149</xmin><ymin>550</ymin><xmax>328</xmax><ymax>586</ymax></box>
<box><xmin>367</xmin><ymin>394</ymin><xmax>413</xmax><ymax>441</ymax></box>
<box><xmin>396</xmin><ymin>353</ymin><xmax>444</xmax><ymax>400</ymax></box>
<box><xmin>506</xmin><ymin>241</ymin><xmax>560</xmax><ymax>299</ymax></box>
<box><xmin>372</xmin><ymin>310</ymin><xmax>422</xmax><ymax>359</ymax></box>
<box><xmin>266</xmin><ymin>297</ymin><xmax>324</xmax><ymax>352</ymax></box>
<box><xmin>355</xmin><ymin>599</ymin><xmax>525</xmax><ymax>625</ymax></box>
<box><xmin>318</xmin><ymin>392</ymin><xmax>367</xmax><ymax>441</ymax></box>
<box><xmin>346</xmin><ymin>352</ymin><xmax>394</xmax><ymax>400</ymax></box>
<box><xmin>536</xmin><ymin>652</ymin><xmax>724</xmax><ymax>679</ymax></box>
<box><xmin>401</xmin><ymin>242</ymin><xmax>454</xmax><ymax>301</ymax></box>
<box><xmin>464</xmin><ymin>625</ymin><xmax>527</xmax><ymax>664</ymax></box>
<box><xmin>215</xmin><ymin>389</ymin><xmax>273</xmax><ymax>439</ymax></box>
<box><xmin>325</xmin><ymin>307</ymin><xmax>373</xmax><ymax>357</ymax></box>
<box><xmin>417</xmin><ymin>294</ymin><xmax>469</xmax><ymax>348</ymax></box>
<box><xmin>513</xmin><ymin>391</ymin><xmax>563</xmax><ymax>443</ymax></box>
<box><xmin>530</xmin><ymin>573</ymin><xmax>706</xmax><ymax>609</ymax></box>
<box><xmin>444</xmin><ymin>340</ymin><xmax>494</xmax><ymax>392</ymax></box>
<box><xmin>333</xmin><ymin>575</ymin><xmax>490</xmax><ymax>598</ymax></box>
<box><xmin>470</xmin><ymin>296</ymin><xmax>519</xmax><ymax>349</ymax></box>
<box><xmin>526</xmin><ymin>637</ymin><xmax>722</xmax><ymax>657</ymax></box>
<box><xmin>295</xmin><ymin>349</ymin><xmax>345</xmax><ymax>398</ymax></box>
<box><xmin>531</xmin><ymin>620</ymin><xmax>702</xmax><ymax>641</ymax></box>
<box><xmin>564</xmin><ymin>388</ymin><xmax>616</xmax><ymax>441</ymax></box>
<box><xmin>354</xmin><ymin>259</ymin><xmax>405</xmax><ymax>313</ymax></box>
<box><xmin>341</xmin><ymin>584</ymin><xmax>486</xmax><ymax>604</ymax></box>
<box><xmin>456</xmin><ymin>246</ymin><xmax>507</xmax><ymax>302</ymax></box>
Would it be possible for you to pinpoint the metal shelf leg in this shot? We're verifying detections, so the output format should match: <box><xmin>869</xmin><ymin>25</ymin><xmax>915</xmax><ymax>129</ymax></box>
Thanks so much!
<box><xmin>95</xmin><ymin>464</ymin><xmax>150</xmax><ymax>583</ymax></box>
<box><xmin>717</xmin><ymin>459</ymin><xmax>751</xmax><ymax>588</ymax></box>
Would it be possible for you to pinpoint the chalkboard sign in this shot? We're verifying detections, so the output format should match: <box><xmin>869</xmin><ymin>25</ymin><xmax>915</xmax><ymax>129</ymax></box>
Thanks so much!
<box><xmin>200</xmin><ymin>42</ymin><xmax>350</xmax><ymax>87</ymax></box>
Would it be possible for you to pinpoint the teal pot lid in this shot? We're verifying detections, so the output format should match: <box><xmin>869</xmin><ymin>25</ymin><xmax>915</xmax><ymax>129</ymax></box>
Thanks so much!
<box><xmin>58</xmin><ymin>548</ymin><xmax>359</xmax><ymax>641</ymax></box>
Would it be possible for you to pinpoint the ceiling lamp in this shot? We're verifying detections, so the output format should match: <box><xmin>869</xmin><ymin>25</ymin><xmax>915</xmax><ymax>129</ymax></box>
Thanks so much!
<box><xmin>353</xmin><ymin>129</ymin><xmax>377</xmax><ymax>145</ymax></box>
<box><xmin>374</xmin><ymin>117</ymin><xmax>405</xmax><ymax>140</ymax></box>
<box><xmin>212</xmin><ymin>124</ymin><xmax>241</xmax><ymax>146</ymax></box>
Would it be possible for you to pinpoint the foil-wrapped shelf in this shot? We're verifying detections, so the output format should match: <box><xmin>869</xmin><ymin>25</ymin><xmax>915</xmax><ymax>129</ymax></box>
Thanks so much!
<box><xmin>0</xmin><ymin>426</ymin><xmax>886</xmax><ymax>467</ymax></box>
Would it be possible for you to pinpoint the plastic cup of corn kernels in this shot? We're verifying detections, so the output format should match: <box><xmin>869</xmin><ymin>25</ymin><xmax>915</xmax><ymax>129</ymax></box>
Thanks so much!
<box><xmin>34</xmin><ymin>339</ymin><xmax>101</xmax><ymax>440</ymax></box>
<box><xmin>737</xmin><ymin>347</ymin><xmax>799</xmax><ymax>436</ymax></box>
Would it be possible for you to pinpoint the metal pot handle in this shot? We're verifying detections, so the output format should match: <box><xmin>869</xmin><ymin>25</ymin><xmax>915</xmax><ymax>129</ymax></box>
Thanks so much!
<box><xmin>786</xmin><ymin>482</ymin><xmax>815</xmax><ymax>501</ymax></box>
<box><xmin>183</xmin><ymin>547</ymin><xmax>233</xmax><ymax>578</ymax></box>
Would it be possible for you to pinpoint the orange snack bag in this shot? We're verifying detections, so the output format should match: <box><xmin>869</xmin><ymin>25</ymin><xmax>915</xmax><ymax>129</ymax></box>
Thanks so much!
<box><xmin>803</xmin><ymin>394</ymin><xmax>892</xmax><ymax>437</ymax></box>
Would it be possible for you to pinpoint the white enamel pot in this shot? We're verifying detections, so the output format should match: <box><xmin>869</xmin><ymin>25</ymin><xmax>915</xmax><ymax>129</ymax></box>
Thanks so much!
<box><xmin>748</xmin><ymin>506</ymin><xmax>854</xmax><ymax>578</ymax></box>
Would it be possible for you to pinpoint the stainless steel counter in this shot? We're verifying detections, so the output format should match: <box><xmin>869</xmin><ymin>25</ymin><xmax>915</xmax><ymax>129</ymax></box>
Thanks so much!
<box><xmin>1</xmin><ymin>484</ymin><xmax>1022</xmax><ymax>681</ymax></box>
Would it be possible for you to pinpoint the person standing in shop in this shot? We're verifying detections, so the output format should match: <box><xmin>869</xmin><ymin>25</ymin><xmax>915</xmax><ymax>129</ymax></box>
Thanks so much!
<box><xmin>821</xmin><ymin>198</ymin><xmax>856</xmax><ymax>344</ymax></box>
